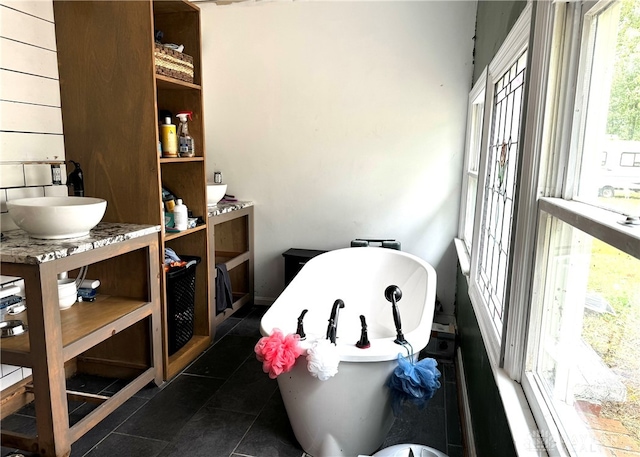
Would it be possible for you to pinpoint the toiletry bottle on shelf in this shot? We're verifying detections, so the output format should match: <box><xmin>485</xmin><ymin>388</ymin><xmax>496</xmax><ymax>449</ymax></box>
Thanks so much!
<box><xmin>176</xmin><ymin>111</ymin><xmax>195</xmax><ymax>157</ymax></box>
<box><xmin>161</xmin><ymin>117</ymin><xmax>178</xmax><ymax>157</ymax></box>
<box><xmin>173</xmin><ymin>199</ymin><xmax>188</xmax><ymax>231</ymax></box>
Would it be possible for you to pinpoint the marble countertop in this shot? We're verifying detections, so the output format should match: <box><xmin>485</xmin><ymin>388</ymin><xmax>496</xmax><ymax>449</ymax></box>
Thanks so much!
<box><xmin>207</xmin><ymin>200</ymin><xmax>253</xmax><ymax>218</ymax></box>
<box><xmin>0</xmin><ymin>222</ymin><xmax>161</xmax><ymax>265</ymax></box>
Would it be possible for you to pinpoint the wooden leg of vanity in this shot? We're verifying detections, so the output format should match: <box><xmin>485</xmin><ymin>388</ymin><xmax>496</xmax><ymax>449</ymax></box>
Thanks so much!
<box><xmin>26</xmin><ymin>263</ymin><xmax>72</xmax><ymax>457</ymax></box>
<box><xmin>148</xmin><ymin>241</ymin><xmax>163</xmax><ymax>386</ymax></box>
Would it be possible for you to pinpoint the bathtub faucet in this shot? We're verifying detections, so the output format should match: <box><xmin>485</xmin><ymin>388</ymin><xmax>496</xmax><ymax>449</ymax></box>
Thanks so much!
<box><xmin>385</xmin><ymin>285</ymin><xmax>407</xmax><ymax>344</ymax></box>
<box><xmin>296</xmin><ymin>309</ymin><xmax>308</xmax><ymax>340</ymax></box>
<box><xmin>326</xmin><ymin>299</ymin><xmax>345</xmax><ymax>345</ymax></box>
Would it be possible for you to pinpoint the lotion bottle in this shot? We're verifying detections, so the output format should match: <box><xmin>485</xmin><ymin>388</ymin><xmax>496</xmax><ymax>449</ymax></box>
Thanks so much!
<box><xmin>161</xmin><ymin>117</ymin><xmax>178</xmax><ymax>157</ymax></box>
<box><xmin>173</xmin><ymin>199</ymin><xmax>188</xmax><ymax>231</ymax></box>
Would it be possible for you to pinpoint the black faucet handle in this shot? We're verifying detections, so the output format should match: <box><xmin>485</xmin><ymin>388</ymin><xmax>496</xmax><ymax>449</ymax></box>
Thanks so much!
<box><xmin>385</xmin><ymin>285</ymin><xmax>407</xmax><ymax>345</ymax></box>
<box><xmin>326</xmin><ymin>299</ymin><xmax>345</xmax><ymax>344</ymax></box>
<box><xmin>385</xmin><ymin>285</ymin><xmax>402</xmax><ymax>303</ymax></box>
<box><xmin>296</xmin><ymin>309</ymin><xmax>308</xmax><ymax>340</ymax></box>
<box><xmin>356</xmin><ymin>314</ymin><xmax>370</xmax><ymax>349</ymax></box>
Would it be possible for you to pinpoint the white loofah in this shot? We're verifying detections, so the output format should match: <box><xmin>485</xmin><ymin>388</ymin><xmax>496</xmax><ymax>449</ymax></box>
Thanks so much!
<box><xmin>306</xmin><ymin>339</ymin><xmax>340</xmax><ymax>381</ymax></box>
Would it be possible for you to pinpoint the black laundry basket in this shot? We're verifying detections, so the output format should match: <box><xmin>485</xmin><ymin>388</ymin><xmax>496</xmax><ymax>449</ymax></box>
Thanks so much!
<box><xmin>166</xmin><ymin>255</ymin><xmax>201</xmax><ymax>355</ymax></box>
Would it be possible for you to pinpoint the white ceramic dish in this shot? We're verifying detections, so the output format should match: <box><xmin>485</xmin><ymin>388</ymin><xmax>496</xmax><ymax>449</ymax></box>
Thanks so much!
<box><xmin>58</xmin><ymin>278</ymin><xmax>77</xmax><ymax>310</ymax></box>
<box><xmin>7</xmin><ymin>196</ymin><xmax>107</xmax><ymax>240</ymax></box>
<box><xmin>0</xmin><ymin>320</ymin><xmax>27</xmax><ymax>338</ymax></box>
<box><xmin>206</xmin><ymin>184</ymin><xmax>227</xmax><ymax>205</ymax></box>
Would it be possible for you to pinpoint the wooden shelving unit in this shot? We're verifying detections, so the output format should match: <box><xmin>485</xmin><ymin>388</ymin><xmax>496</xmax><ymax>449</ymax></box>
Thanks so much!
<box><xmin>53</xmin><ymin>0</ymin><xmax>211</xmax><ymax>380</ymax></box>
<box><xmin>0</xmin><ymin>227</ymin><xmax>162</xmax><ymax>457</ymax></box>
<box><xmin>209</xmin><ymin>205</ymin><xmax>255</xmax><ymax>326</ymax></box>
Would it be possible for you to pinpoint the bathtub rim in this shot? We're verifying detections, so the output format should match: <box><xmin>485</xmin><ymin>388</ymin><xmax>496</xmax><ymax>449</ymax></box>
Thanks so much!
<box><xmin>260</xmin><ymin>247</ymin><xmax>437</xmax><ymax>363</ymax></box>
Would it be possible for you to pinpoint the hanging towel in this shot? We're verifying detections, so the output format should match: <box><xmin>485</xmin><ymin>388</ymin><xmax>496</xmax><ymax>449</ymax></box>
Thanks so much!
<box><xmin>215</xmin><ymin>263</ymin><xmax>233</xmax><ymax>314</ymax></box>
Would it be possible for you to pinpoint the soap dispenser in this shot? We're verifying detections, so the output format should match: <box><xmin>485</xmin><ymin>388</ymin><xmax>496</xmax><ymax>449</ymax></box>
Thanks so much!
<box><xmin>67</xmin><ymin>161</ymin><xmax>84</xmax><ymax>197</ymax></box>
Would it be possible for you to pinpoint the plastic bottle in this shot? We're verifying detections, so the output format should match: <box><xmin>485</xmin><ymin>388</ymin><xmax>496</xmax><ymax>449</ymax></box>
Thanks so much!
<box><xmin>161</xmin><ymin>117</ymin><xmax>178</xmax><ymax>157</ymax></box>
<box><xmin>176</xmin><ymin>111</ymin><xmax>195</xmax><ymax>157</ymax></box>
<box><xmin>173</xmin><ymin>199</ymin><xmax>188</xmax><ymax>231</ymax></box>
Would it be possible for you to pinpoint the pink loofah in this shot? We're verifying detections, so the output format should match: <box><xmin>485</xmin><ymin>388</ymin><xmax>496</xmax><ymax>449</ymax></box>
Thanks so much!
<box><xmin>255</xmin><ymin>329</ymin><xmax>304</xmax><ymax>379</ymax></box>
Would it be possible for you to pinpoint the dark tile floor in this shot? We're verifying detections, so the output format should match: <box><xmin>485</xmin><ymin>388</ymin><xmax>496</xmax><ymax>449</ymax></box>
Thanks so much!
<box><xmin>1</xmin><ymin>305</ymin><xmax>463</xmax><ymax>457</ymax></box>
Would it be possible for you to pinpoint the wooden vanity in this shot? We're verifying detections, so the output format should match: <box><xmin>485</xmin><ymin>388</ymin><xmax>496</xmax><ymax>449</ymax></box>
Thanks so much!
<box><xmin>0</xmin><ymin>223</ymin><xmax>162</xmax><ymax>457</ymax></box>
<box><xmin>208</xmin><ymin>202</ymin><xmax>255</xmax><ymax>325</ymax></box>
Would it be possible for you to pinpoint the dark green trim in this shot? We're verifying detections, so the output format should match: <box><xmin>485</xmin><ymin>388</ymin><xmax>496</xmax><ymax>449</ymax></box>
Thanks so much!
<box><xmin>456</xmin><ymin>265</ymin><xmax>517</xmax><ymax>456</ymax></box>
<box><xmin>473</xmin><ymin>0</ymin><xmax>528</xmax><ymax>84</ymax></box>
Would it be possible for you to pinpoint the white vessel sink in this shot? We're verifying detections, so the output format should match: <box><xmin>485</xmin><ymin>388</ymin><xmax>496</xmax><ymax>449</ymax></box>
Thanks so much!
<box><xmin>207</xmin><ymin>184</ymin><xmax>227</xmax><ymax>205</ymax></box>
<box><xmin>7</xmin><ymin>196</ymin><xmax>107</xmax><ymax>239</ymax></box>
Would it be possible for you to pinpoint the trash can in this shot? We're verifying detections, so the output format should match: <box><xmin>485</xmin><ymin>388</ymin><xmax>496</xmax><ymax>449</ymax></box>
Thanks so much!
<box><xmin>282</xmin><ymin>248</ymin><xmax>327</xmax><ymax>287</ymax></box>
<box><xmin>166</xmin><ymin>255</ymin><xmax>201</xmax><ymax>355</ymax></box>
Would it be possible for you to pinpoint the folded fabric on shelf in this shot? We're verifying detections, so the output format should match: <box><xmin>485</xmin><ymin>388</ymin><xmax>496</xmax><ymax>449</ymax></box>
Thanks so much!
<box><xmin>215</xmin><ymin>263</ymin><xmax>233</xmax><ymax>314</ymax></box>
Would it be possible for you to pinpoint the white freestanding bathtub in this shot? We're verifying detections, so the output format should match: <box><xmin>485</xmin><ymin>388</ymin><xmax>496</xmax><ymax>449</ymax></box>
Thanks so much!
<box><xmin>260</xmin><ymin>247</ymin><xmax>438</xmax><ymax>457</ymax></box>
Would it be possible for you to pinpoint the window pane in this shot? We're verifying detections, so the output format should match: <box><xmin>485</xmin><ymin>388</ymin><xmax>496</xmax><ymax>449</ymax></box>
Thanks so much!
<box><xmin>462</xmin><ymin>85</ymin><xmax>484</xmax><ymax>252</ymax></box>
<box><xmin>477</xmin><ymin>51</ymin><xmax>527</xmax><ymax>336</ymax></box>
<box><xmin>528</xmin><ymin>215</ymin><xmax>640</xmax><ymax>455</ymax></box>
<box><xmin>576</xmin><ymin>0</ymin><xmax>640</xmax><ymax>214</ymax></box>
<box><xmin>469</xmin><ymin>100</ymin><xmax>484</xmax><ymax>173</ymax></box>
<box><xmin>464</xmin><ymin>174</ymin><xmax>477</xmax><ymax>251</ymax></box>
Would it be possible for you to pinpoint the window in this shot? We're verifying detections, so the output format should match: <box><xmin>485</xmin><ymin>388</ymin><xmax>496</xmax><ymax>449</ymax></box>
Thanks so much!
<box><xmin>522</xmin><ymin>0</ymin><xmax>640</xmax><ymax>455</ymax></box>
<box><xmin>464</xmin><ymin>4</ymin><xmax>532</xmax><ymax>363</ymax></box>
<box><xmin>476</xmin><ymin>49</ymin><xmax>527</xmax><ymax>340</ymax></box>
<box><xmin>459</xmin><ymin>71</ymin><xmax>486</xmax><ymax>256</ymax></box>
<box><xmin>572</xmin><ymin>0</ymin><xmax>640</xmax><ymax>214</ymax></box>
<box><xmin>620</xmin><ymin>152</ymin><xmax>640</xmax><ymax>167</ymax></box>
<box><xmin>526</xmin><ymin>207</ymin><xmax>640</xmax><ymax>456</ymax></box>
<box><xmin>457</xmin><ymin>1</ymin><xmax>640</xmax><ymax>455</ymax></box>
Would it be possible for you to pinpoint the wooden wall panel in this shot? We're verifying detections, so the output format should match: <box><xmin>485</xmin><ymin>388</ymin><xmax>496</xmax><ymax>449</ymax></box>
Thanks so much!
<box><xmin>0</xmin><ymin>0</ymin><xmax>65</xmax><ymax>390</ymax></box>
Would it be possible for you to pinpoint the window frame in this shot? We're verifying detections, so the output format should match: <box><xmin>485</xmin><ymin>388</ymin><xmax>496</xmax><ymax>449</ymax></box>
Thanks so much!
<box><xmin>458</xmin><ymin>67</ymin><xmax>487</xmax><ymax>267</ymax></box>
<box><xmin>467</xmin><ymin>2</ymin><xmax>533</xmax><ymax>368</ymax></box>
<box><xmin>519</xmin><ymin>1</ymin><xmax>640</xmax><ymax>455</ymax></box>
<box><xmin>456</xmin><ymin>0</ymin><xmax>640</xmax><ymax>455</ymax></box>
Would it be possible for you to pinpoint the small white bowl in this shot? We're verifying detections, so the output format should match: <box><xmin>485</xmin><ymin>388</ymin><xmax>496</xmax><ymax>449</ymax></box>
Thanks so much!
<box><xmin>58</xmin><ymin>279</ymin><xmax>77</xmax><ymax>310</ymax></box>
<box><xmin>207</xmin><ymin>184</ymin><xmax>227</xmax><ymax>205</ymax></box>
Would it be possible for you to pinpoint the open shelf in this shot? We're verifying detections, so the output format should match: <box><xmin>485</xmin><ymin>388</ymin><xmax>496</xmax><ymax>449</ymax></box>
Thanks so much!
<box><xmin>155</xmin><ymin>74</ymin><xmax>201</xmax><ymax>91</ymax></box>
<box><xmin>209</xmin><ymin>205</ymin><xmax>254</xmax><ymax>332</ymax></box>
<box><xmin>0</xmin><ymin>296</ymin><xmax>153</xmax><ymax>366</ymax></box>
<box><xmin>54</xmin><ymin>0</ymin><xmax>210</xmax><ymax>383</ymax></box>
<box><xmin>215</xmin><ymin>250</ymin><xmax>250</xmax><ymax>272</ymax></box>
<box><xmin>153</xmin><ymin>0</ymin><xmax>199</xmax><ymax>15</ymax></box>
<box><xmin>0</xmin><ymin>227</ymin><xmax>162</xmax><ymax>457</ymax></box>
<box><xmin>213</xmin><ymin>292</ymin><xmax>253</xmax><ymax>327</ymax></box>
<box><xmin>164</xmin><ymin>224</ymin><xmax>207</xmax><ymax>241</ymax></box>
<box><xmin>160</xmin><ymin>156</ymin><xmax>204</xmax><ymax>164</ymax></box>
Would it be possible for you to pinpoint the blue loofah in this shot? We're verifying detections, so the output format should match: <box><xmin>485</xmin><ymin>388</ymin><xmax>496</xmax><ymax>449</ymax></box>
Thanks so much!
<box><xmin>387</xmin><ymin>354</ymin><xmax>441</xmax><ymax>416</ymax></box>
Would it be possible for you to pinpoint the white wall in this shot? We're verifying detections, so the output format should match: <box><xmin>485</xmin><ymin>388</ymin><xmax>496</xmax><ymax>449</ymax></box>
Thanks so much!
<box><xmin>0</xmin><ymin>0</ymin><xmax>67</xmax><ymax>390</ymax></box>
<box><xmin>0</xmin><ymin>1</ymin><xmax>68</xmax><ymax>234</ymax></box>
<box><xmin>200</xmin><ymin>1</ymin><xmax>476</xmax><ymax>313</ymax></box>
